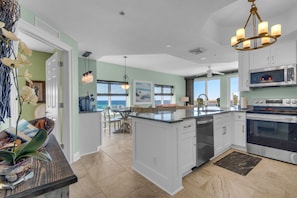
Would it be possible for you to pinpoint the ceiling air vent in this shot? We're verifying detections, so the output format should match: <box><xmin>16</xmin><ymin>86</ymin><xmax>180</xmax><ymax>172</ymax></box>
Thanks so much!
<box><xmin>189</xmin><ymin>47</ymin><xmax>206</xmax><ymax>55</ymax></box>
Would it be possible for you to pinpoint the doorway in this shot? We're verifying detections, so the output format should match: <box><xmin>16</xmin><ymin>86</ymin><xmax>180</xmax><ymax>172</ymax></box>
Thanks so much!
<box><xmin>14</xmin><ymin>19</ymin><xmax>74</xmax><ymax>162</ymax></box>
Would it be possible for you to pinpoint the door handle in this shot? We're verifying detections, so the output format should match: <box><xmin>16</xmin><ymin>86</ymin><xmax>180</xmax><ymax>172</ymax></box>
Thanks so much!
<box><xmin>197</xmin><ymin>119</ymin><xmax>213</xmax><ymax>125</ymax></box>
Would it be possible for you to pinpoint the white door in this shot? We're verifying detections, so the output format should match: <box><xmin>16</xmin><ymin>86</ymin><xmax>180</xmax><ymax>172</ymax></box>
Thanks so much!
<box><xmin>46</xmin><ymin>52</ymin><xmax>61</xmax><ymax>144</ymax></box>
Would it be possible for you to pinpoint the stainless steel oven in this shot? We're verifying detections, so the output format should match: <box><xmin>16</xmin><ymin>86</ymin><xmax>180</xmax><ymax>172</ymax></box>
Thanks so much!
<box><xmin>246</xmin><ymin>98</ymin><xmax>297</xmax><ymax>164</ymax></box>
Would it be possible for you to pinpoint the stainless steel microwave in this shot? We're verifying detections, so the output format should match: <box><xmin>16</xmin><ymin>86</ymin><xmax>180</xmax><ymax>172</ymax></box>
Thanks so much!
<box><xmin>250</xmin><ymin>64</ymin><xmax>297</xmax><ymax>87</ymax></box>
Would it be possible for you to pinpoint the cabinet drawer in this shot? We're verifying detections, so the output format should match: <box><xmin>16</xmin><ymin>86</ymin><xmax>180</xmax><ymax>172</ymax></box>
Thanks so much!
<box><xmin>214</xmin><ymin>122</ymin><xmax>231</xmax><ymax>131</ymax></box>
<box><xmin>182</xmin><ymin>119</ymin><xmax>196</xmax><ymax>132</ymax></box>
<box><xmin>214</xmin><ymin>113</ymin><xmax>231</xmax><ymax>125</ymax></box>
<box><xmin>233</xmin><ymin>112</ymin><xmax>246</xmax><ymax>121</ymax></box>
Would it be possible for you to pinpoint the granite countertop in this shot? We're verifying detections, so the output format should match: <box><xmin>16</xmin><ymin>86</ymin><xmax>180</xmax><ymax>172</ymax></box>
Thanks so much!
<box><xmin>130</xmin><ymin>107</ymin><xmax>250</xmax><ymax>123</ymax></box>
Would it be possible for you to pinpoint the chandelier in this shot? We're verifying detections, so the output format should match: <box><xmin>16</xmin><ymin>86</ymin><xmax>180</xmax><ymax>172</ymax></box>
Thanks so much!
<box><xmin>81</xmin><ymin>51</ymin><xmax>94</xmax><ymax>84</ymax></box>
<box><xmin>231</xmin><ymin>0</ymin><xmax>281</xmax><ymax>51</ymax></box>
<box><xmin>121</xmin><ymin>56</ymin><xmax>130</xmax><ymax>90</ymax></box>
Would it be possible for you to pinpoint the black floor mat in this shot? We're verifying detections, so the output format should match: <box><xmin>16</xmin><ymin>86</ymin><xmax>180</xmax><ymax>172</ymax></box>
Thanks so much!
<box><xmin>214</xmin><ymin>151</ymin><xmax>262</xmax><ymax>176</ymax></box>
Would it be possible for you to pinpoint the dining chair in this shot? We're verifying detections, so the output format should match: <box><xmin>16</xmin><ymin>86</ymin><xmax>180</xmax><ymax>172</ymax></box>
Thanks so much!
<box><xmin>103</xmin><ymin>107</ymin><xmax>121</xmax><ymax>135</ymax></box>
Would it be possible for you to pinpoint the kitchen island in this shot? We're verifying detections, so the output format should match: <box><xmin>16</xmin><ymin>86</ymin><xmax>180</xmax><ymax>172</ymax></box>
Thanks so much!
<box><xmin>130</xmin><ymin>108</ymin><xmax>219</xmax><ymax>195</ymax></box>
<box><xmin>130</xmin><ymin>107</ymin><xmax>246</xmax><ymax>195</ymax></box>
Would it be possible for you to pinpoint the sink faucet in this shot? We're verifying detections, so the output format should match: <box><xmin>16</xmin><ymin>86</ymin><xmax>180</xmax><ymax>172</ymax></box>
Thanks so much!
<box><xmin>197</xmin><ymin>93</ymin><xmax>209</xmax><ymax>110</ymax></box>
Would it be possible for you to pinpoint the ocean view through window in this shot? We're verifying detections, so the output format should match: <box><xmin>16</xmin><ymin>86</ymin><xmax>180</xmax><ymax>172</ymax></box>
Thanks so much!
<box><xmin>97</xmin><ymin>80</ymin><xmax>128</xmax><ymax>110</ymax></box>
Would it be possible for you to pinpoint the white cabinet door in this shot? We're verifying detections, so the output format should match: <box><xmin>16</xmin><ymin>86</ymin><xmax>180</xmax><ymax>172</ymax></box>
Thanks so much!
<box><xmin>233</xmin><ymin>121</ymin><xmax>246</xmax><ymax>148</ymax></box>
<box><xmin>214</xmin><ymin>113</ymin><xmax>231</xmax><ymax>156</ymax></box>
<box><xmin>214</xmin><ymin>126</ymin><xmax>224</xmax><ymax>156</ymax></box>
<box><xmin>180</xmin><ymin>119</ymin><xmax>196</xmax><ymax>176</ymax></box>
<box><xmin>180</xmin><ymin>131</ymin><xmax>196</xmax><ymax>175</ymax></box>
<box><xmin>232</xmin><ymin>112</ymin><xmax>246</xmax><ymax>148</ymax></box>
<box><xmin>250</xmin><ymin>41</ymin><xmax>297</xmax><ymax>69</ymax></box>
<box><xmin>238</xmin><ymin>52</ymin><xmax>250</xmax><ymax>91</ymax></box>
<box><xmin>250</xmin><ymin>47</ymin><xmax>270</xmax><ymax>69</ymax></box>
<box><xmin>273</xmin><ymin>41</ymin><xmax>297</xmax><ymax>66</ymax></box>
<box><xmin>223</xmin><ymin>124</ymin><xmax>232</xmax><ymax>148</ymax></box>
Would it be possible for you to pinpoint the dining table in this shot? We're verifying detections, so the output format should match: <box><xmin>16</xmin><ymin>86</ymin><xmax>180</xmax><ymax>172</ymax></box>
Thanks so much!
<box><xmin>111</xmin><ymin>107</ymin><xmax>132</xmax><ymax>133</ymax></box>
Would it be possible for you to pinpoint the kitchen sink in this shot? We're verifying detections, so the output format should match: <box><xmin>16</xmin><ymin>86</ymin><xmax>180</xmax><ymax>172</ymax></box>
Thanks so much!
<box><xmin>194</xmin><ymin>107</ymin><xmax>224</xmax><ymax>114</ymax></box>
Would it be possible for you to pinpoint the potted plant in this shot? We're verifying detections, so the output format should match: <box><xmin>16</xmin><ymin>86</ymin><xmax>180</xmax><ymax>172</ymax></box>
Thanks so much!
<box><xmin>0</xmin><ymin>129</ymin><xmax>51</xmax><ymax>183</ymax></box>
<box><xmin>0</xmin><ymin>129</ymin><xmax>51</xmax><ymax>165</ymax></box>
<box><xmin>0</xmin><ymin>14</ymin><xmax>52</xmax><ymax>184</ymax></box>
<box><xmin>216</xmin><ymin>98</ymin><xmax>220</xmax><ymax>107</ymax></box>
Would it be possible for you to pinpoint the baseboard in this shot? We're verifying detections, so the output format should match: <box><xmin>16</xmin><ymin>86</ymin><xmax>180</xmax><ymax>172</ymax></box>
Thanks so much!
<box><xmin>97</xmin><ymin>145</ymin><xmax>101</xmax><ymax>151</ymax></box>
<box><xmin>72</xmin><ymin>152</ymin><xmax>80</xmax><ymax>162</ymax></box>
<box><xmin>231</xmin><ymin>144</ymin><xmax>247</xmax><ymax>152</ymax></box>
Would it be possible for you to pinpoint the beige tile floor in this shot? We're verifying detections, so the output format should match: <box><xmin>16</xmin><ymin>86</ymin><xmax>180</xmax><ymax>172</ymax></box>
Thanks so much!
<box><xmin>70</xmin><ymin>130</ymin><xmax>297</xmax><ymax>198</ymax></box>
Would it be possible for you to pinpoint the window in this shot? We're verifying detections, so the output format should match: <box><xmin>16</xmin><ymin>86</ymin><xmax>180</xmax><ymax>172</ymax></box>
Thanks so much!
<box><xmin>194</xmin><ymin>79</ymin><xmax>220</xmax><ymax>106</ymax></box>
<box><xmin>230</xmin><ymin>77</ymin><xmax>239</xmax><ymax>106</ymax></box>
<box><xmin>96</xmin><ymin>80</ymin><xmax>128</xmax><ymax>110</ymax></box>
<box><xmin>154</xmin><ymin>84</ymin><xmax>174</xmax><ymax>105</ymax></box>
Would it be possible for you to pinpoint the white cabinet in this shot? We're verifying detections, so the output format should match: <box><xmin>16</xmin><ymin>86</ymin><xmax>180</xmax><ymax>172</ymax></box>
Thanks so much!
<box><xmin>213</xmin><ymin>113</ymin><xmax>231</xmax><ymax>157</ymax></box>
<box><xmin>232</xmin><ymin>112</ymin><xmax>246</xmax><ymax>149</ymax></box>
<box><xmin>79</xmin><ymin>112</ymin><xmax>102</xmax><ymax>156</ymax></box>
<box><xmin>180</xmin><ymin>119</ymin><xmax>196</xmax><ymax>176</ymax></box>
<box><xmin>238</xmin><ymin>51</ymin><xmax>250</xmax><ymax>91</ymax></box>
<box><xmin>250</xmin><ymin>41</ymin><xmax>297</xmax><ymax>70</ymax></box>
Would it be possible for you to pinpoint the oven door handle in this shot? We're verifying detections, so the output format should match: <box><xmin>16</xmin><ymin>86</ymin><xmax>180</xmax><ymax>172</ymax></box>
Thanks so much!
<box><xmin>247</xmin><ymin>113</ymin><xmax>297</xmax><ymax>123</ymax></box>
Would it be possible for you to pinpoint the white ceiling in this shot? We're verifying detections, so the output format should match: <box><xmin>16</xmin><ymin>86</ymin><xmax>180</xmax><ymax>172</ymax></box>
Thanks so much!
<box><xmin>18</xmin><ymin>0</ymin><xmax>297</xmax><ymax>77</ymax></box>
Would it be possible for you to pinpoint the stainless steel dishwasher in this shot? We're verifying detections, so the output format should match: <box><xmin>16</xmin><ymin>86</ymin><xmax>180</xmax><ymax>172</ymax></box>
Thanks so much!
<box><xmin>196</xmin><ymin>116</ymin><xmax>214</xmax><ymax>167</ymax></box>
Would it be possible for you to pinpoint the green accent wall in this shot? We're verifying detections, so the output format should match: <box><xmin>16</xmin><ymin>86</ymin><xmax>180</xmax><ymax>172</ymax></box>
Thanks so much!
<box><xmin>20</xmin><ymin>6</ymin><xmax>35</xmax><ymax>25</ymax></box>
<box><xmin>78</xmin><ymin>58</ymin><xmax>97</xmax><ymax>98</ymax></box>
<box><xmin>96</xmin><ymin>61</ymin><xmax>186</xmax><ymax>106</ymax></box>
<box><xmin>18</xmin><ymin>50</ymin><xmax>52</xmax><ymax>121</ymax></box>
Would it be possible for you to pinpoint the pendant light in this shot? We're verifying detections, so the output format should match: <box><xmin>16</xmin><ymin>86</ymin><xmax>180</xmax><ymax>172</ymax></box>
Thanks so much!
<box><xmin>121</xmin><ymin>56</ymin><xmax>130</xmax><ymax>90</ymax></box>
<box><xmin>81</xmin><ymin>51</ymin><xmax>93</xmax><ymax>84</ymax></box>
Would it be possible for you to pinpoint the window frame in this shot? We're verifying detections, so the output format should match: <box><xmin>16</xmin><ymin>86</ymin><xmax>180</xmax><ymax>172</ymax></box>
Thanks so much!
<box><xmin>229</xmin><ymin>75</ymin><xmax>240</xmax><ymax>107</ymax></box>
<box><xmin>154</xmin><ymin>84</ymin><xmax>174</xmax><ymax>104</ymax></box>
<box><xmin>96</xmin><ymin>80</ymin><xmax>128</xmax><ymax>109</ymax></box>
<box><xmin>194</xmin><ymin>77</ymin><xmax>221</xmax><ymax>106</ymax></box>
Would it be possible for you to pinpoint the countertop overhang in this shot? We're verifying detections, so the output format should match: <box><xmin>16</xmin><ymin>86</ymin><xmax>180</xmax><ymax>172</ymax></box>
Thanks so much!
<box><xmin>130</xmin><ymin>107</ymin><xmax>249</xmax><ymax>123</ymax></box>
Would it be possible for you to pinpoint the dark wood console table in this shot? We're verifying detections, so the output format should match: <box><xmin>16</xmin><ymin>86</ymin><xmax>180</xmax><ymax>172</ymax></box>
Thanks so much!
<box><xmin>0</xmin><ymin>134</ymin><xmax>78</xmax><ymax>198</ymax></box>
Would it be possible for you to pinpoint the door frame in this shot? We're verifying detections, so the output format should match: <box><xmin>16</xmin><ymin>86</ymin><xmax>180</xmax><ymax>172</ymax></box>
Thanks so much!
<box><xmin>16</xmin><ymin>19</ymin><xmax>74</xmax><ymax>163</ymax></box>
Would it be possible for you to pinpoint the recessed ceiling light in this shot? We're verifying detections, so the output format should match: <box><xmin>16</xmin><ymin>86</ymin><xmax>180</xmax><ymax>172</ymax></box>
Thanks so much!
<box><xmin>201</xmin><ymin>57</ymin><xmax>207</xmax><ymax>60</ymax></box>
<box><xmin>165</xmin><ymin>44</ymin><xmax>172</xmax><ymax>48</ymax></box>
